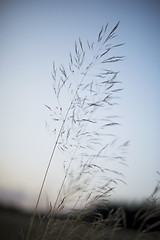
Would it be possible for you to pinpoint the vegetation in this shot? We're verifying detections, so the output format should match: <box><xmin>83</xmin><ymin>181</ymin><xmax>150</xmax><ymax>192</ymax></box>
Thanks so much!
<box><xmin>0</xmin><ymin>197</ymin><xmax>160</xmax><ymax>240</ymax></box>
<box><xmin>1</xmin><ymin>22</ymin><xmax>159</xmax><ymax>240</ymax></box>
<box><xmin>28</xmin><ymin>21</ymin><xmax>127</xmax><ymax>239</ymax></box>
<box><xmin>25</xmin><ymin>22</ymin><xmax>160</xmax><ymax>240</ymax></box>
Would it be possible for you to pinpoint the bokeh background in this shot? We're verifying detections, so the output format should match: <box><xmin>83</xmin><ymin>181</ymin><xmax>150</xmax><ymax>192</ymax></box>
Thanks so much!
<box><xmin>0</xmin><ymin>0</ymin><xmax>160</xmax><ymax>211</ymax></box>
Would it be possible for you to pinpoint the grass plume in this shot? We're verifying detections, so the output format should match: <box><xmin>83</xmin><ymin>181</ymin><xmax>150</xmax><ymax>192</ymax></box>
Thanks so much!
<box><xmin>26</xmin><ymin>22</ymin><xmax>127</xmax><ymax>240</ymax></box>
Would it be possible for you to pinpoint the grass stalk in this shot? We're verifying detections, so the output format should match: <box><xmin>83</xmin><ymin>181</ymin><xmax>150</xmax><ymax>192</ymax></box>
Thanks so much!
<box><xmin>26</xmin><ymin>22</ymin><xmax>127</xmax><ymax>240</ymax></box>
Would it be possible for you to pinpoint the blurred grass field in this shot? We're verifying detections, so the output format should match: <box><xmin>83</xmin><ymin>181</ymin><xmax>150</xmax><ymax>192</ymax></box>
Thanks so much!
<box><xmin>0</xmin><ymin>204</ymin><xmax>160</xmax><ymax>240</ymax></box>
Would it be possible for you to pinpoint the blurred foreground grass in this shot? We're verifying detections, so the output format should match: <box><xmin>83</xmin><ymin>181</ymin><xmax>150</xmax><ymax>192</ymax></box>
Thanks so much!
<box><xmin>0</xmin><ymin>204</ymin><xmax>160</xmax><ymax>240</ymax></box>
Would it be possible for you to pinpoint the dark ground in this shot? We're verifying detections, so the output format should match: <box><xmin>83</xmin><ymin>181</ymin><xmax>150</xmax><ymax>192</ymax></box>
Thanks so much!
<box><xmin>0</xmin><ymin>204</ymin><xmax>160</xmax><ymax>240</ymax></box>
<box><xmin>0</xmin><ymin>205</ymin><xmax>32</xmax><ymax>240</ymax></box>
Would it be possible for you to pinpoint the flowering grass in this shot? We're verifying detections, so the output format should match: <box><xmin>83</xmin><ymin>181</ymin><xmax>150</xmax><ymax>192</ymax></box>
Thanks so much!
<box><xmin>24</xmin><ymin>22</ymin><xmax>160</xmax><ymax>240</ymax></box>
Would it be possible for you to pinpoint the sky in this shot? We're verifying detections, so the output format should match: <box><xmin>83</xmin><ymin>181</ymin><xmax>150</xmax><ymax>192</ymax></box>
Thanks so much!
<box><xmin>0</xmin><ymin>0</ymin><xmax>160</xmax><ymax>211</ymax></box>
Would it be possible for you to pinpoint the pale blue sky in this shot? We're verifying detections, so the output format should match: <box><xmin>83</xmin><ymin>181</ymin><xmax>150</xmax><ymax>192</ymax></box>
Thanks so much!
<box><xmin>0</xmin><ymin>0</ymin><xmax>160</xmax><ymax>210</ymax></box>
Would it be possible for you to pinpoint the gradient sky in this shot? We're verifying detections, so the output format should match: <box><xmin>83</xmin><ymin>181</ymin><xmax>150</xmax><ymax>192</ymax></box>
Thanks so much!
<box><xmin>0</xmin><ymin>0</ymin><xmax>160</xmax><ymax>210</ymax></box>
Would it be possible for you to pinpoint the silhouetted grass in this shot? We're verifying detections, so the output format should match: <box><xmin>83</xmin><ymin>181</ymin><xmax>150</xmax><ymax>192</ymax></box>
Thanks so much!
<box><xmin>6</xmin><ymin>22</ymin><xmax>158</xmax><ymax>240</ymax></box>
<box><xmin>1</xmin><ymin>197</ymin><xmax>160</xmax><ymax>240</ymax></box>
<box><xmin>25</xmin><ymin>22</ymin><xmax>128</xmax><ymax>240</ymax></box>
